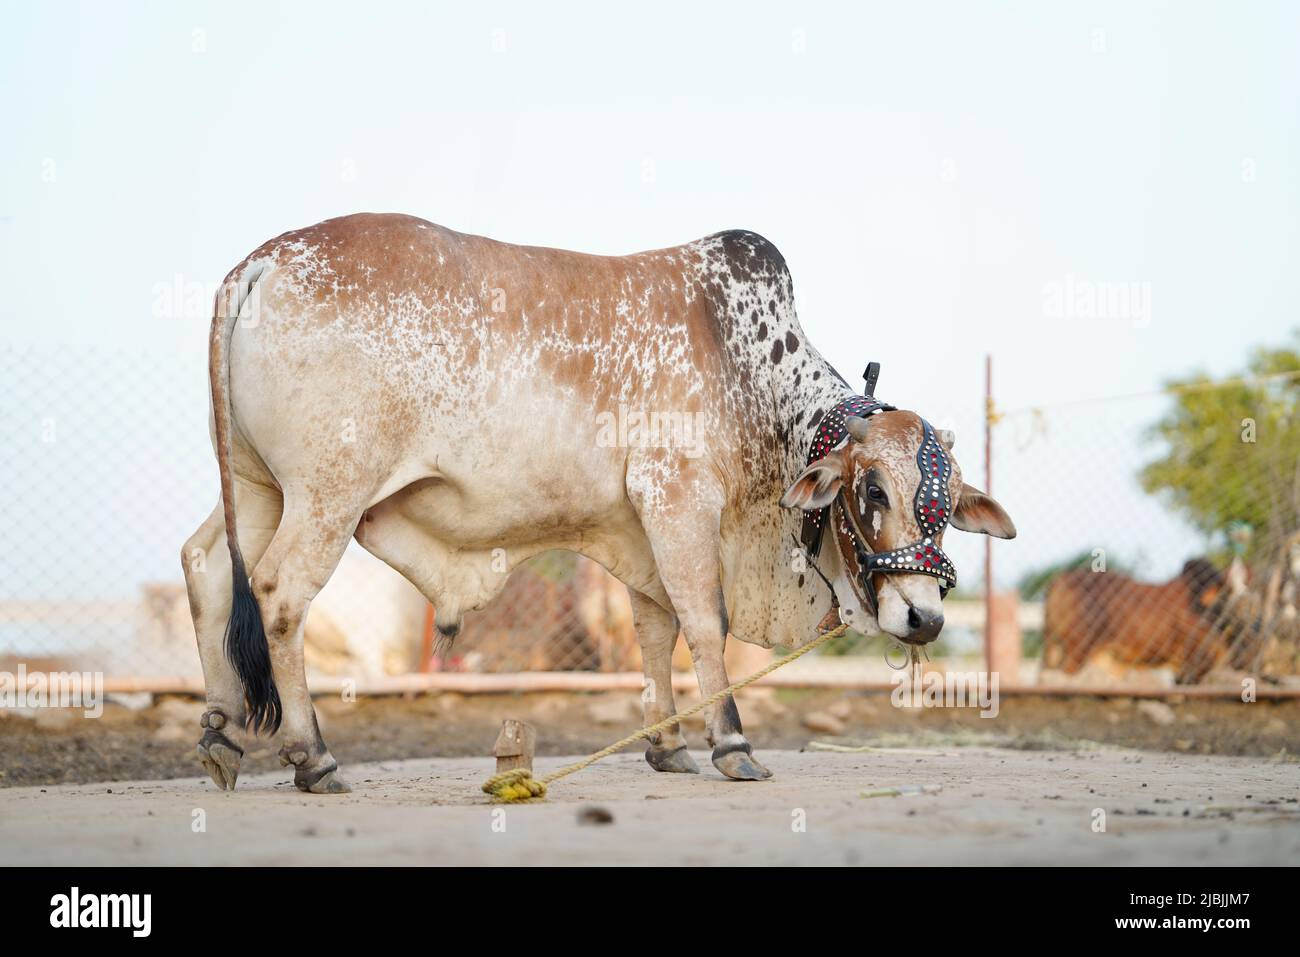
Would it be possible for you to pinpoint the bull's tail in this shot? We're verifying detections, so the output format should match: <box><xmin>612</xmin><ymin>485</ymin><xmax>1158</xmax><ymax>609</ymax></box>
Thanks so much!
<box><xmin>210</xmin><ymin>265</ymin><xmax>281</xmax><ymax>734</ymax></box>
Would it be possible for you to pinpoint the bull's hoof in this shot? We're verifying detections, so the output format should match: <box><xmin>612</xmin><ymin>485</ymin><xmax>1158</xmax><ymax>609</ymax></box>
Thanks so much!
<box><xmin>296</xmin><ymin>766</ymin><xmax>352</xmax><ymax>794</ymax></box>
<box><xmin>645</xmin><ymin>745</ymin><xmax>700</xmax><ymax>774</ymax></box>
<box><xmin>712</xmin><ymin>743</ymin><xmax>772</xmax><ymax>781</ymax></box>
<box><xmin>196</xmin><ymin>729</ymin><xmax>243</xmax><ymax>791</ymax></box>
<box><xmin>280</xmin><ymin>744</ymin><xmax>352</xmax><ymax>794</ymax></box>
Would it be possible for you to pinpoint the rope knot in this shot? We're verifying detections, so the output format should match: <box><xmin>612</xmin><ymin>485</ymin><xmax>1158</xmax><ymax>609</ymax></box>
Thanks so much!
<box><xmin>481</xmin><ymin>768</ymin><xmax>547</xmax><ymax>803</ymax></box>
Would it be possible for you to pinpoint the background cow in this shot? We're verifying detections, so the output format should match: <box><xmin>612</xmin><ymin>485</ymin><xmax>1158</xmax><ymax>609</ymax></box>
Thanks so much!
<box><xmin>1041</xmin><ymin>559</ymin><xmax>1241</xmax><ymax>684</ymax></box>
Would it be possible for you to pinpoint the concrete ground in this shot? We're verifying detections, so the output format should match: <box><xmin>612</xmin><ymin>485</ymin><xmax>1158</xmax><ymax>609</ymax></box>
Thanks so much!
<box><xmin>1</xmin><ymin>747</ymin><xmax>1296</xmax><ymax>865</ymax></box>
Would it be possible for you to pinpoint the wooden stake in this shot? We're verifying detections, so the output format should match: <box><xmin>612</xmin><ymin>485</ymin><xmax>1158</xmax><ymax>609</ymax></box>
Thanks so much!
<box><xmin>493</xmin><ymin>719</ymin><xmax>536</xmax><ymax>774</ymax></box>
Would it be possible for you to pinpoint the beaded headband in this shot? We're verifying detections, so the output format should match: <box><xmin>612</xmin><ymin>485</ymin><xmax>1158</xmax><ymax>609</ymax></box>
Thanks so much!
<box><xmin>796</xmin><ymin>363</ymin><xmax>958</xmax><ymax>594</ymax></box>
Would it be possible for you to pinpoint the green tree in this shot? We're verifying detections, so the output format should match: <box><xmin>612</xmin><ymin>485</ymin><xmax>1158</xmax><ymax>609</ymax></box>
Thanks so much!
<box><xmin>1139</xmin><ymin>335</ymin><xmax>1300</xmax><ymax>559</ymax></box>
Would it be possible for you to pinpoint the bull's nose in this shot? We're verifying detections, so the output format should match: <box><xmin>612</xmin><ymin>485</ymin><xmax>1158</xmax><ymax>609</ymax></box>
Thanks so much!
<box><xmin>906</xmin><ymin>607</ymin><xmax>945</xmax><ymax>643</ymax></box>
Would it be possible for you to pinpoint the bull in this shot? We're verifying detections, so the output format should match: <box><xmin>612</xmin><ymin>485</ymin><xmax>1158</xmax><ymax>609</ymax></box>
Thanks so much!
<box><xmin>182</xmin><ymin>214</ymin><xmax>1015</xmax><ymax>792</ymax></box>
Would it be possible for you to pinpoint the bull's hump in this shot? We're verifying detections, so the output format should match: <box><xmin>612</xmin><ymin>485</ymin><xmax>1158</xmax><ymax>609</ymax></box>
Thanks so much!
<box><xmin>707</xmin><ymin>228</ymin><xmax>789</xmax><ymax>277</ymax></box>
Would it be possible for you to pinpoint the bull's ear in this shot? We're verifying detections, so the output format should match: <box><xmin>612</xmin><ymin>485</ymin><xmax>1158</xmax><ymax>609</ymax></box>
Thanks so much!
<box><xmin>951</xmin><ymin>483</ymin><xmax>1016</xmax><ymax>538</ymax></box>
<box><xmin>781</xmin><ymin>456</ymin><xmax>845</xmax><ymax>511</ymax></box>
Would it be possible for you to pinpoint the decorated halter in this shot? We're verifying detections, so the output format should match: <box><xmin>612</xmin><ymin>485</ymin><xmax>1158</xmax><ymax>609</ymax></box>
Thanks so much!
<box><xmin>797</xmin><ymin>363</ymin><xmax>957</xmax><ymax>613</ymax></box>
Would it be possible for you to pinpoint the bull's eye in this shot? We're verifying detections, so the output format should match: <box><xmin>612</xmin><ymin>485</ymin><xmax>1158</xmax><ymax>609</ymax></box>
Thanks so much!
<box><xmin>866</xmin><ymin>484</ymin><xmax>888</xmax><ymax>506</ymax></box>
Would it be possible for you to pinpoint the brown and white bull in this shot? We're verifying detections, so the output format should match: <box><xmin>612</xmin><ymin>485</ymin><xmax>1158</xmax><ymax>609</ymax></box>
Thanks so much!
<box><xmin>183</xmin><ymin>214</ymin><xmax>1015</xmax><ymax>793</ymax></box>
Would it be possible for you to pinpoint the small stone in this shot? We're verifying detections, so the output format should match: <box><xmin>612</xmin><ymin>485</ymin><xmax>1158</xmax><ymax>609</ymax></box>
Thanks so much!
<box><xmin>151</xmin><ymin>722</ymin><xmax>190</xmax><ymax>743</ymax></box>
<box><xmin>802</xmin><ymin>711</ymin><xmax>847</xmax><ymax>736</ymax></box>
<box><xmin>577</xmin><ymin>805</ymin><xmax>614</xmax><ymax>826</ymax></box>
<box><xmin>33</xmin><ymin>710</ymin><xmax>78</xmax><ymax>730</ymax></box>
<box><xmin>587</xmin><ymin>695</ymin><xmax>639</xmax><ymax>725</ymax></box>
<box><xmin>434</xmin><ymin>692</ymin><xmax>465</xmax><ymax>713</ymax></box>
<box><xmin>1136</xmin><ymin>700</ymin><xmax>1176</xmax><ymax>727</ymax></box>
<box><xmin>155</xmin><ymin>696</ymin><xmax>204</xmax><ymax>725</ymax></box>
<box><xmin>762</xmin><ymin>699</ymin><xmax>790</xmax><ymax>721</ymax></box>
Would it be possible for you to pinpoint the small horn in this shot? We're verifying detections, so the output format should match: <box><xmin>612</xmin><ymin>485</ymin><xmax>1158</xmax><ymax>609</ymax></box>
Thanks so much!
<box><xmin>845</xmin><ymin>415</ymin><xmax>872</xmax><ymax>443</ymax></box>
<box><xmin>937</xmin><ymin>429</ymin><xmax>955</xmax><ymax>450</ymax></box>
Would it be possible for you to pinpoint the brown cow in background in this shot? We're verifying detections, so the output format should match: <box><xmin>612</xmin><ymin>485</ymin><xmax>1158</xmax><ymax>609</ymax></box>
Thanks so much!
<box><xmin>1042</xmin><ymin>559</ymin><xmax>1238</xmax><ymax>684</ymax></box>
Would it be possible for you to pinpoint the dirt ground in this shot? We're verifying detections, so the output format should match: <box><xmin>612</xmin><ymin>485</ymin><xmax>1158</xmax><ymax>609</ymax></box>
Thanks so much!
<box><xmin>1</xmin><ymin>688</ymin><xmax>1296</xmax><ymax>789</ymax></box>
<box><xmin>3</xmin><ymin>690</ymin><xmax>1296</xmax><ymax>865</ymax></box>
<box><xmin>2</xmin><ymin>747</ymin><xmax>1297</xmax><ymax>865</ymax></box>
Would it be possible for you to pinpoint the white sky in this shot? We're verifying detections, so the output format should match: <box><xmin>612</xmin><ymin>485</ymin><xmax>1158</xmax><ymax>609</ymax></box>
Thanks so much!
<box><xmin>2</xmin><ymin>0</ymin><xmax>1298</xmax><ymax>598</ymax></box>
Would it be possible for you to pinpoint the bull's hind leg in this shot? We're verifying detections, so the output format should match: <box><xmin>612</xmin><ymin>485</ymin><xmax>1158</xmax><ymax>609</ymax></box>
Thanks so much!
<box><xmin>629</xmin><ymin>590</ymin><xmax>698</xmax><ymax>773</ymax></box>
<box><xmin>181</xmin><ymin>483</ymin><xmax>283</xmax><ymax>790</ymax></box>
<box><xmin>250</xmin><ymin>495</ymin><xmax>363</xmax><ymax>794</ymax></box>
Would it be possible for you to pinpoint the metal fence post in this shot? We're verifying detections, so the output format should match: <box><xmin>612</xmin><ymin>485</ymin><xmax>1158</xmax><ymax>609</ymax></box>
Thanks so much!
<box><xmin>984</xmin><ymin>353</ymin><xmax>994</xmax><ymax>675</ymax></box>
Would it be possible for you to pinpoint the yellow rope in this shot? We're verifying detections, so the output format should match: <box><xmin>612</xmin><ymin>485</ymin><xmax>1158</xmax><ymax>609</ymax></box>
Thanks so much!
<box><xmin>481</xmin><ymin>623</ymin><xmax>850</xmax><ymax>802</ymax></box>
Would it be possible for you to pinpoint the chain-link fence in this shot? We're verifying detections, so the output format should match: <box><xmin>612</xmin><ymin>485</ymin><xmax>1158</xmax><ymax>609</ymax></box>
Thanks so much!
<box><xmin>0</xmin><ymin>345</ymin><xmax>650</xmax><ymax>681</ymax></box>
<box><xmin>0</xmin><ymin>346</ymin><xmax>701</xmax><ymax>684</ymax></box>
<box><xmin>993</xmin><ymin>372</ymin><xmax>1300</xmax><ymax>691</ymax></box>
<box><xmin>3</xmin><ymin>346</ymin><xmax>1297</xmax><ymax>691</ymax></box>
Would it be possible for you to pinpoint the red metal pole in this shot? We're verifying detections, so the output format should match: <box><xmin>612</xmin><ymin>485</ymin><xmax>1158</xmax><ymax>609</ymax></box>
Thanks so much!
<box><xmin>984</xmin><ymin>354</ymin><xmax>994</xmax><ymax>673</ymax></box>
<box><xmin>420</xmin><ymin>603</ymin><xmax>436</xmax><ymax>672</ymax></box>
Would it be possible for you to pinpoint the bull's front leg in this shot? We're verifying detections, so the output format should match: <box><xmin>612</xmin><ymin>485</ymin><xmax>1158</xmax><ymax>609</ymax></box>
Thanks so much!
<box><xmin>629</xmin><ymin>462</ymin><xmax>771</xmax><ymax>781</ymax></box>
<box><xmin>677</xmin><ymin>585</ymin><xmax>771</xmax><ymax>781</ymax></box>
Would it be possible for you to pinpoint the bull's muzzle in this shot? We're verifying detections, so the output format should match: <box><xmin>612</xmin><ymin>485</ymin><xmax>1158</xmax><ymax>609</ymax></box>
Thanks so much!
<box><xmin>904</xmin><ymin>607</ymin><xmax>945</xmax><ymax>644</ymax></box>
